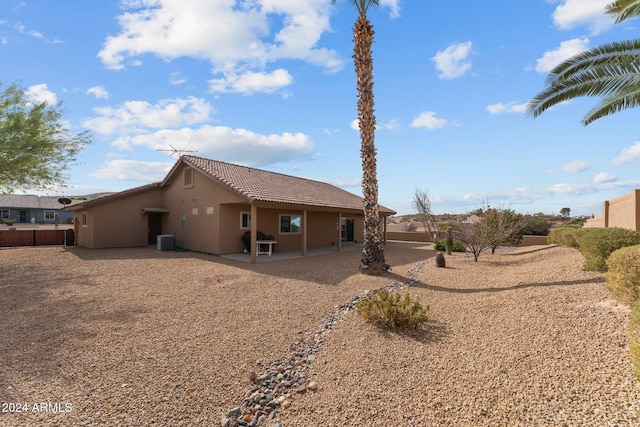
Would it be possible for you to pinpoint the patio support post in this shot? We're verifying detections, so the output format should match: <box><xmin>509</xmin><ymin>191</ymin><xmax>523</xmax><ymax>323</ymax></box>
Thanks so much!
<box><xmin>250</xmin><ymin>204</ymin><xmax>257</xmax><ymax>263</ymax></box>
<box><xmin>337</xmin><ymin>212</ymin><xmax>342</xmax><ymax>252</ymax></box>
<box><xmin>302</xmin><ymin>209</ymin><xmax>307</xmax><ymax>257</ymax></box>
<box><xmin>383</xmin><ymin>215</ymin><xmax>388</xmax><ymax>245</ymax></box>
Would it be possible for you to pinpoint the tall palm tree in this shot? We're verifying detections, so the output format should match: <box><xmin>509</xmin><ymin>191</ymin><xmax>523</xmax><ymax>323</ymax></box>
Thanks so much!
<box><xmin>528</xmin><ymin>0</ymin><xmax>640</xmax><ymax>125</ymax></box>
<box><xmin>332</xmin><ymin>0</ymin><xmax>388</xmax><ymax>275</ymax></box>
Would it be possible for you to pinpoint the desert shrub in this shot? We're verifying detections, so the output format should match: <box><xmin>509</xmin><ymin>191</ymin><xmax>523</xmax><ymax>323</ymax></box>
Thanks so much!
<box><xmin>547</xmin><ymin>226</ymin><xmax>588</xmax><ymax>248</ymax></box>
<box><xmin>580</xmin><ymin>228</ymin><xmax>640</xmax><ymax>272</ymax></box>
<box><xmin>434</xmin><ymin>238</ymin><xmax>465</xmax><ymax>252</ymax></box>
<box><xmin>1</xmin><ymin>218</ymin><xmax>15</xmax><ymax>226</ymax></box>
<box><xmin>630</xmin><ymin>301</ymin><xmax>640</xmax><ymax>378</ymax></box>
<box><xmin>605</xmin><ymin>245</ymin><xmax>640</xmax><ymax>304</ymax></box>
<box><xmin>521</xmin><ymin>216</ymin><xmax>552</xmax><ymax>236</ymax></box>
<box><xmin>547</xmin><ymin>227</ymin><xmax>567</xmax><ymax>244</ymax></box>
<box><xmin>356</xmin><ymin>290</ymin><xmax>428</xmax><ymax>330</ymax></box>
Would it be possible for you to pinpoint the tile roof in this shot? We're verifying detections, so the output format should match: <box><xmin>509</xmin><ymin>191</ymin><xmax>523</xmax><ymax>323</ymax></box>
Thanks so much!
<box><xmin>65</xmin><ymin>183</ymin><xmax>161</xmax><ymax>210</ymax></box>
<box><xmin>181</xmin><ymin>156</ymin><xmax>395</xmax><ymax>214</ymax></box>
<box><xmin>0</xmin><ymin>194</ymin><xmax>70</xmax><ymax>209</ymax></box>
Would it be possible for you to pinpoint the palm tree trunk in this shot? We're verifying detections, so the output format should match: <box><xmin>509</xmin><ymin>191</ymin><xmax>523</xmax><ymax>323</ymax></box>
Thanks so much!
<box><xmin>353</xmin><ymin>15</ymin><xmax>387</xmax><ymax>275</ymax></box>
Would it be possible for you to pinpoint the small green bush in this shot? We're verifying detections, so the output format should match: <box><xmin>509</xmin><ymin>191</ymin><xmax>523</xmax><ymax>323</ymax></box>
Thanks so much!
<box><xmin>580</xmin><ymin>227</ymin><xmax>640</xmax><ymax>272</ymax></box>
<box><xmin>356</xmin><ymin>290</ymin><xmax>428</xmax><ymax>330</ymax></box>
<box><xmin>434</xmin><ymin>238</ymin><xmax>465</xmax><ymax>252</ymax></box>
<box><xmin>547</xmin><ymin>226</ymin><xmax>588</xmax><ymax>248</ymax></box>
<box><xmin>606</xmin><ymin>245</ymin><xmax>640</xmax><ymax>304</ymax></box>
<box><xmin>630</xmin><ymin>301</ymin><xmax>640</xmax><ymax>379</ymax></box>
<box><xmin>521</xmin><ymin>216</ymin><xmax>552</xmax><ymax>236</ymax></box>
<box><xmin>1</xmin><ymin>218</ymin><xmax>15</xmax><ymax>226</ymax></box>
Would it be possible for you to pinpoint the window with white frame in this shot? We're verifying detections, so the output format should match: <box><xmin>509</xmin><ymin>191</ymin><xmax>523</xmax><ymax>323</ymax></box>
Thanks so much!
<box><xmin>181</xmin><ymin>212</ymin><xmax>187</xmax><ymax>228</ymax></box>
<box><xmin>240</xmin><ymin>212</ymin><xmax>251</xmax><ymax>229</ymax></box>
<box><xmin>279</xmin><ymin>214</ymin><xmax>301</xmax><ymax>234</ymax></box>
<box><xmin>82</xmin><ymin>212</ymin><xmax>88</xmax><ymax>226</ymax></box>
<box><xmin>44</xmin><ymin>210</ymin><xmax>55</xmax><ymax>221</ymax></box>
<box><xmin>0</xmin><ymin>209</ymin><xmax>9</xmax><ymax>220</ymax></box>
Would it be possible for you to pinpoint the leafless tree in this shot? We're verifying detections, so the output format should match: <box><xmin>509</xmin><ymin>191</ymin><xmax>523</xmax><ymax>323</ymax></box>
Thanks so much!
<box><xmin>413</xmin><ymin>188</ymin><xmax>440</xmax><ymax>242</ymax></box>
<box><xmin>455</xmin><ymin>202</ymin><xmax>527</xmax><ymax>262</ymax></box>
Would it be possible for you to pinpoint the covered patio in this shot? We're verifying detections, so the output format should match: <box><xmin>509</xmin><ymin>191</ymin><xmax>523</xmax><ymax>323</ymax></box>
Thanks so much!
<box><xmin>221</xmin><ymin>241</ymin><xmax>364</xmax><ymax>263</ymax></box>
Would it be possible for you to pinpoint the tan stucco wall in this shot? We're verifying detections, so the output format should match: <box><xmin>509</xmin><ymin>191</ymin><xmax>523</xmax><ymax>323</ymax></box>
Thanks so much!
<box><xmin>387</xmin><ymin>231</ymin><xmax>431</xmax><ymax>243</ymax></box>
<box><xmin>161</xmin><ymin>163</ymin><xmax>246</xmax><ymax>254</ymax></box>
<box><xmin>588</xmin><ymin>190</ymin><xmax>640</xmax><ymax>232</ymax></box>
<box><xmin>607</xmin><ymin>190</ymin><xmax>639</xmax><ymax>231</ymax></box>
<box><xmin>583</xmin><ymin>217</ymin><xmax>606</xmax><ymax>228</ymax></box>
<box><xmin>76</xmin><ymin>188</ymin><xmax>164</xmax><ymax>249</ymax></box>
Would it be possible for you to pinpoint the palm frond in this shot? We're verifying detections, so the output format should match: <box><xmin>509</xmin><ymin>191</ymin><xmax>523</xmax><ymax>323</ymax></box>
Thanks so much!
<box><xmin>528</xmin><ymin>67</ymin><xmax>640</xmax><ymax>119</ymax></box>
<box><xmin>606</xmin><ymin>0</ymin><xmax>640</xmax><ymax>24</ymax></box>
<box><xmin>583</xmin><ymin>84</ymin><xmax>640</xmax><ymax>124</ymax></box>
<box><xmin>547</xmin><ymin>39</ymin><xmax>640</xmax><ymax>84</ymax></box>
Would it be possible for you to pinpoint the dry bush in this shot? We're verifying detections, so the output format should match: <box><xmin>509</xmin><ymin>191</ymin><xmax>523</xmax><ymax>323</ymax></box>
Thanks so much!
<box><xmin>606</xmin><ymin>245</ymin><xmax>640</xmax><ymax>304</ymax></box>
<box><xmin>356</xmin><ymin>290</ymin><xmax>428</xmax><ymax>330</ymax></box>
<box><xmin>630</xmin><ymin>301</ymin><xmax>640</xmax><ymax>379</ymax></box>
<box><xmin>580</xmin><ymin>228</ymin><xmax>640</xmax><ymax>271</ymax></box>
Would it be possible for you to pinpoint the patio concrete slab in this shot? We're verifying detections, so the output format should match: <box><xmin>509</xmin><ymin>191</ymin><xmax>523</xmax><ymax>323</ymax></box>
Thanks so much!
<box><xmin>221</xmin><ymin>242</ymin><xmax>363</xmax><ymax>263</ymax></box>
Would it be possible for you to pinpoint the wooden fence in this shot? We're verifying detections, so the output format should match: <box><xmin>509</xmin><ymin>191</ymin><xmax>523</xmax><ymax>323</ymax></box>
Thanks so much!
<box><xmin>0</xmin><ymin>229</ymin><xmax>74</xmax><ymax>247</ymax></box>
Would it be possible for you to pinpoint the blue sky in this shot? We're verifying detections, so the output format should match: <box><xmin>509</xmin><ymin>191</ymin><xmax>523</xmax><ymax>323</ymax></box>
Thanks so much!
<box><xmin>3</xmin><ymin>0</ymin><xmax>640</xmax><ymax>216</ymax></box>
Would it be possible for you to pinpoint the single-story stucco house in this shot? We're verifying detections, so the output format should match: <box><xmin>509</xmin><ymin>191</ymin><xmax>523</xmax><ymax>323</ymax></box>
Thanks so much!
<box><xmin>0</xmin><ymin>194</ymin><xmax>75</xmax><ymax>224</ymax></box>
<box><xmin>66</xmin><ymin>155</ymin><xmax>396</xmax><ymax>262</ymax></box>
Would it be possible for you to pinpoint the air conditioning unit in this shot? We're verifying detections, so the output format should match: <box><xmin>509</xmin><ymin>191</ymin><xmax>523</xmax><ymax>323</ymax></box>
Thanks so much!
<box><xmin>156</xmin><ymin>234</ymin><xmax>175</xmax><ymax>251</ymax></box>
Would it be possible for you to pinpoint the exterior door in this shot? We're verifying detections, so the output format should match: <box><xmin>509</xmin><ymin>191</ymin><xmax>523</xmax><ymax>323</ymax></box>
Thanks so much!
<box><xmin>341</xmin><ymin>218</ymin><xmax>355</xmax><ymax>242</ymax></box>
<box><xmin>19</xmin><ymin>210</ymin><xmax>28</xmax><ymax>223</ymax></box>
<box><xmin>148</xmin><ymin>213</ymin><xmax>162</xmax><ymax>245</ymax></box>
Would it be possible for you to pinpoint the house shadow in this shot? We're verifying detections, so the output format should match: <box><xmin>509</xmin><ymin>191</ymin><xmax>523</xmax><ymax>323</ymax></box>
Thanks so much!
<box><xmin>0</xmin><ymin>254</ymin><xmax>143</xmax><ymax>404</ymax></box>
<box><xmin>408</xmin><ymin>276</ymin><xmax>605</xmax><ymax>294</ymax></box>
<box><xmin>377</xmin><ymin>318</ymin><xmax>449</xmax><ymax>345</ymax></box>
<box><xmin>63</xmin><ymin>241</ymin><xmax>437</xmax><ymax>286</ymax></box>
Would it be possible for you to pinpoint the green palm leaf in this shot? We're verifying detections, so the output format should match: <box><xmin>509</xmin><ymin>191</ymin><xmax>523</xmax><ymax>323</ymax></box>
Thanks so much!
<box><xmin>607</xmin><ymin>0</ymin><xmax>640</xmax><ymax>24</ymax></box>
<box><xmin>528</xmin><ymin>0</ymin><xmax>640</xmax><ymax>126</ymax></box>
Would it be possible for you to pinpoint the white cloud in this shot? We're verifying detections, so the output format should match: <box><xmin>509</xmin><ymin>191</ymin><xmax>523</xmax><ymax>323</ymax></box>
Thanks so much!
<box><xmin>535</xmin><ymin>38</ymin><xmax>590</xmax><ymax>73</ymax></box>
<box><xmin>89</xmin><ymin>160</ymin><xmax>173</xmax><ymax>181</ymax></box>
<box><xmin>593</xmin><ymin>172</ymin><xmax>616</xmax><ymax>183</ymax></box>
<box><xmin>323</xmin><ymin>177</ymin><xmax>361</xmax><ymax>188</ymax></box>
<box><xmin>112</xmin><ymin>125</ymin><xmax>315</xmax><ymax>167</ymax></box>
<box><xmin>380</xmin><ymin>0</ymin><xmax>401</xmax><ymax>19</ymax></box>
<box><xmin>86</xmin><ymin>85</ymin><xmax>110</xmax><ymax>100</ymax></box>
<box><xmin>379</xmin><ymin>119</ymin><xmax>401</xmax><ymax>131</ymax></box>
<box><xmin>432</xmin><ymin>41</ymin><xmax>473</xmax><ymax>80</ymax></box>
<box><xmin>208</xmin><ymin>69</ymin><xmax>293</xmax><ymax>94</ymax></box>
<box><xmin>169</xmin><ymin>71</ymin><xmax>187</xmax><ymax>85</ymax></box>
<box><xmin>612</xmin><ymin>141</ymin><xmax>640</xmax><ymax>166</ymax></box>
<box><xmin>486</xmin><ymin>102</ymin><xmax>528</xmax><ymax>115</ymax></box>
<box><xmin>411</xmin><ymin>112</ymin><xmax>449</xmax><ymax>130</ymax></box>
<box><xmin>549</xmin><ymin>159</ymin><xmax>591</xmax><ymax>173</ymax></box>
<box><xmin>26</xmin><ymin>84</ymin><xmax>57</xmax><ymax>105</ymax></box>
<box><xmin>97</xmin><ymin>0</ymin><xmax>342</xmax><ymax>94</ymax></box>
<box><xmin>350</xmin><ymin>118</ymin><xmax>401</xmax><ymax>131</ymax></box>
<box><xmin>83</xmin><ymin>96</ymin><xmax>214</xmax><ymax>135</ymax></box>
<box><xmin>552</xmin><ymin>0</ymin><xmax>614</xmax><ymax>34</ymax></box>
<box><xmin>15</xmin><ymin>23</ymin><xmax>43</xmax><ymax>38</ymax></box>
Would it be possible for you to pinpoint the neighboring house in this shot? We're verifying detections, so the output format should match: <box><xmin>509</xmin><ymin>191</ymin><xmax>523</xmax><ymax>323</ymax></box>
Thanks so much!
<box><xmin>66</xmin><ymin>155</ymin><xmax>396</xmax><ymax>262</ymax></box>
<box><xmin>0</xmin><ymin>194</ymin><xmax>74</xmax><ymax>225</ymax></box>
<box><xmin>584</xmin><ymin>189</ymin><xmax>640</xmax><ymax>232</ymax></box>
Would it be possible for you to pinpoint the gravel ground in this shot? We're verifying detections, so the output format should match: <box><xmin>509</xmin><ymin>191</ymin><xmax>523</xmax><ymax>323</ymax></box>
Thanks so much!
<box><xmin>0</xmin><ymin>242</ymin><xmax>428</xmax><ymax>426</ymax></box>
<box><xmin>1</xmin><ymin>243</ymin><xmax>639</xmax><ymax>426</ymax></box>
<box><xmin>279</xmin><ymin>245</ymin><xmax>640</xmax><ymax>426</ymax></box>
